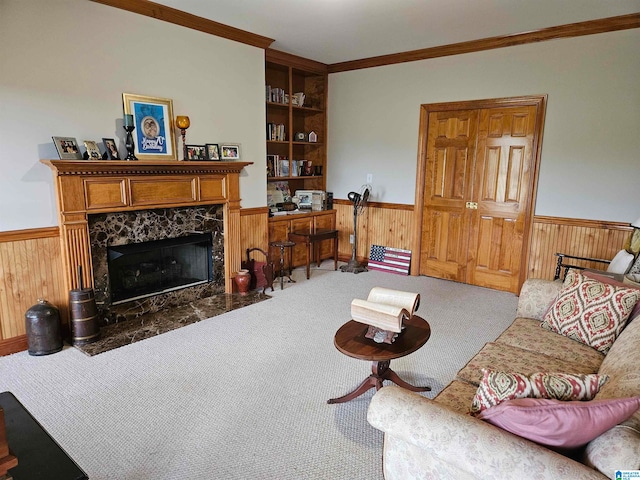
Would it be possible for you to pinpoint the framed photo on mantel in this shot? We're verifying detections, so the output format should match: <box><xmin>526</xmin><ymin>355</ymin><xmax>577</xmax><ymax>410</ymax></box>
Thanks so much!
<box><xmin>220</xmin><ymin>144</ymin><xmax>240</xmax><ymax>161</ymax></box>
<box><xmin>52</xmin><ymin>136</ymin><xmax>82</xmax><ymax>160</ymax></box>
<box><xmin>122</xmin><ymin>93</ymin><xmax>177</xmax><ymax>160</ymax></box>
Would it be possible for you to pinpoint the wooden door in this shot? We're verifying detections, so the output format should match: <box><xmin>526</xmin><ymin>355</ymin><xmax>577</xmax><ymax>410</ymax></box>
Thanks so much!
<box><xmin>420</xmin><ymin>110</ymin><xmax>478</xmax><ymax>282</ymax></box>
<box><xmin>467</xmin><ymin>105</ymin><xmax>537</xmax><ymax>292</ymax></box>
<box><xmin>415</xmin><ymin>96</ymin><xmax>546</xmax><ymax>293</ymax></box>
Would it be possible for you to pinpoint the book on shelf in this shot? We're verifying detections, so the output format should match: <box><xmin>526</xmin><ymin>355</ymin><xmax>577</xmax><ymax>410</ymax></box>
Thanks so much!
<box><xmin>266</xmin><ymin>155</ymin><xmax>276</xmax><ymax>177</ymax></box>
<box><xmin>265</xmin><ymin>85</ymin><xmax>287</xmax><ymax>104</ymax></box>
<box><xmin>267</xmin><ymin>123</ymin><xmax>286</xmax><ymax>141</ymax></box>
<box><xmin>278</xmin><ymin>158</ymin><xmax>290</xmax><ymax>177</ymax></box>
<box><xmin>351</xmin><ymin>287</ymin><xmax>420</xmax><ymax>333</ymax></box>
<box><xmin>267</xmin><ymin>154</ymin><xmax>291</xmax><ymax>177</ymax></box>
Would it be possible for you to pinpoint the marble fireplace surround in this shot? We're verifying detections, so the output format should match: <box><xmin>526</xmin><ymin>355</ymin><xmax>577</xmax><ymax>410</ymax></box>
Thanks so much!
<box><xmin>89</xmin><ymin>205</ymin><xmax>225</xmax><ymax>324</ymax></box>
<box><xmin>42</xmin><ymin>159</ymin><xmax>252</xmax><ymax>322</ymax></box>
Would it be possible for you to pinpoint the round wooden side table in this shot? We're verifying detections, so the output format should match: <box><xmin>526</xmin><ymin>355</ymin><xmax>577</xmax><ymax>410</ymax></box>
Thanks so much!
<box><xmin>328</xmin><ymin>315</ymin><xmax>431</xmax><ymax>404</ymax></box>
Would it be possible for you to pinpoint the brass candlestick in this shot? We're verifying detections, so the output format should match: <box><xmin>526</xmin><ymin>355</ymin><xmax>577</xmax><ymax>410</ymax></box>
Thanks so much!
<box><xmin>175</xmin><ymin>116</ymin><xmax>190</xmax><ymax>160</ymax></box>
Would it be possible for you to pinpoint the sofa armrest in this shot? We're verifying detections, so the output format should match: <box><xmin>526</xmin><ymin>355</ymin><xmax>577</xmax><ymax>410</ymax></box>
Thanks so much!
<box><xmin>516</xmin><ymin>278</ymin><xmax>562</xmax><ymax>320</ymax></box>
<box><xmin>368</xmin><ymin>386</ymin><xmax>604</xmax><ymax>479</ymax></box>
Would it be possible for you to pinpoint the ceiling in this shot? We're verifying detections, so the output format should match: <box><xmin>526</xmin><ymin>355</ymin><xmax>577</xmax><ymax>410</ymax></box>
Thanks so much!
<box><xmin>152</xmin><ymin>0</ymin><xmax>640</xmax><ymax>65</ymax></box>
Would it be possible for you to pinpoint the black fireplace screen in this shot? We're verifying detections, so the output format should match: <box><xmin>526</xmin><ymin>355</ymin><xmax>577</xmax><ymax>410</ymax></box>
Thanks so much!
<box><xmin>107</xmin><ymin>233</ymin><xmax>213</xmax><ymax>304</ymax></box>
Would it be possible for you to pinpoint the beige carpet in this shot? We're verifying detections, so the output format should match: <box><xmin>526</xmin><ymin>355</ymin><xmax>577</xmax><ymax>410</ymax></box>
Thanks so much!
<box><xmin>0</xmin><ymin>264</ymin><xmax>518</xmax><ymax>479</ymax></box>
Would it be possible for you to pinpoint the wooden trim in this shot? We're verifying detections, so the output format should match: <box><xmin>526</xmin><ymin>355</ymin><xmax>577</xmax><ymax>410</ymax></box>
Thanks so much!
<box><xmin>534</xmin><ymin>215</ymin><xmax>632</xmax><ymax>230</ymax></box>
<box><xmin>333</xmin><ymin>199</ymin><xmax>414</xmax><ymax>211</ymax></box>
<box><xmin>266</xmin><ymin>49</ymin><xmax>328</xmax><ymax>74</ymax></box>
<box><xmin>90</xmin><ymin>0</ymin><xmax>274</xmax><ymax>49</ymax></box>
<box><xmin>240</xmin><ymin>206</ymin><xmax>270</xmax><ymax>216</ymax></box>
<box><xmin>521</xmin><ymin>96</ymin><xmax>548</xmax><ymax>290</ymax></box>
<box><xmin>40</xmin><ymin>159</ymin><xmax>251</xmax><ymax>176</ymax></box>
<box><xmin>0</xmin><ymin>335</ymin><xmax>28</xmax><ymax>357</ymax></box>
<box><xmin>0</xmin><ymin>227</ymin><xmax>59</xmax><ymax>243</ymax></box>
<box><xmin>420</xmin><ymin>95</ymin><xmax>552</xmax><ymax>112</ymax></box>
<box><xmin>328</xmin><ymin>13</ymin><xmax>640</xmax><ymax>73</ymax></box>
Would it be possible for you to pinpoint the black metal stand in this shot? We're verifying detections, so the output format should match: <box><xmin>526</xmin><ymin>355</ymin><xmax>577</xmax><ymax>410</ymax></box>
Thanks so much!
<box><xmin>124</xmin><ymin>125</ymin><xmax>138</xmax><ymax>161</ymax></box>
<box><xmin>340</xmin><ymin>201</ymin><xmax>367</xmax><ymax>273</ymax></box>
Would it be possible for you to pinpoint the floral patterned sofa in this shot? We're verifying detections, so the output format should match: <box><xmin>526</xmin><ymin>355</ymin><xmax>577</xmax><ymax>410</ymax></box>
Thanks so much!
<box><xmin>367</xmin><ymin>275</ymin><xmax>640</xmax><ymax>480</ymax></box>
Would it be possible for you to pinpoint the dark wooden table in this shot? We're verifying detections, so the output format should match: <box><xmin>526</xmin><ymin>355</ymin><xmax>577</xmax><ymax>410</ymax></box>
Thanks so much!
<box><xmin>328</xmin><ymin>315</ymin><xmax>431</xmax><ymax>404</ymax></box>
<box><xmin>0</xmin><ymin>392</ymin><xmax>88</xmax><ymax>480</ymax></box>
<box><xmin>288</xmin><ymin>228</ymin><xmax>338</xmax><ymax>279</ymax></box>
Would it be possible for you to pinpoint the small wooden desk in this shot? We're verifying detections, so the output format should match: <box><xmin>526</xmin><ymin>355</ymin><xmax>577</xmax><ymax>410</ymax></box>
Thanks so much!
<box><xmin>328</xmin><ymin>315</ymin><xmax>431</xmax><ymax>404</ymax></box>
<box><xmin>288</xmin><ymin>228</ymin><xmax>338</xmax><ymax>279</ymax></box>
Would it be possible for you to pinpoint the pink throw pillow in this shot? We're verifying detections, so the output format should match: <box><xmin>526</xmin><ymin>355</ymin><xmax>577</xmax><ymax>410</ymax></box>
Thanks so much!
<box><xmin>477</xmin><ymin>396</ymin><xmax>640</xmax><ymax>449</ymax></box>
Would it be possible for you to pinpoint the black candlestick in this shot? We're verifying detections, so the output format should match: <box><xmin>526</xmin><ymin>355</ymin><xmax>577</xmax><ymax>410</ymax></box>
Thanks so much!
<box><xmin>124</xmin><ymin>125</ymin><xmax>138</xmax><ymax>161</ymax></box>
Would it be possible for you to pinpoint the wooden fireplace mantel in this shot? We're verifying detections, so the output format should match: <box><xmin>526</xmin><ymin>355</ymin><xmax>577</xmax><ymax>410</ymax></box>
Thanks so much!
<box><xmin>42</xmin><ymin>159</ymin><xmax>252</xmax><ymax>295</ymax></box>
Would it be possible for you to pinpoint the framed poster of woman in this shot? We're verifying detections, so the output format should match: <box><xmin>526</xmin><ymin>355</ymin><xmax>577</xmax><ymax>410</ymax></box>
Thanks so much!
<box><xmin>122</xmin><ymin>93</ymin><xmax>177</xmax><ymax>160</ymax></box>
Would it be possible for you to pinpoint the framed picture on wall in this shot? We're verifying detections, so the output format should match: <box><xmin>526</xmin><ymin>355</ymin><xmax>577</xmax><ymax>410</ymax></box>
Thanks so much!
<box><xmin>122</xmin><ymin>93</ymin><xmax>176</xmax><ymax>160</ymax></box>
<box><xmin>52</xmin><ymin>136</ymin><xmax>82</xmax><ymax>160</ymax></box>
<box><xmin>220</xmin><ymin>144</ymin><xmax>240</xmax><ymax>160</ymax></box>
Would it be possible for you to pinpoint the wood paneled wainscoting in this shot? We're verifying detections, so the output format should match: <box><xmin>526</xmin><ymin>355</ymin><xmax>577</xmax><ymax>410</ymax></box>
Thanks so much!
<box><xmin>1</xmin><ymin>211</ymin><xmax>630</xmax><ymax>355</ymax></box>
<box><xmin>334</xmin><ymin>199</ymin><xmax>415</xmax><ymax>263</ymax></box>
<box><xmin>527</xmin><ymin>216</ymin><xmax>632</xmax><ymax>280</ymax></box>
<box><xmin>240</xmin><ymin>207</ymin><xmax>270</xmax><ymax>257</ymax></box>
<box><xmin>333</xmin><ymin>200</ymin><xmax>631</xmax><ymax>282</ymax></box>
<box><xmin>0</xmin><ymin>227</ymin><xmax>68</xmax><ymax>355</ymax></box>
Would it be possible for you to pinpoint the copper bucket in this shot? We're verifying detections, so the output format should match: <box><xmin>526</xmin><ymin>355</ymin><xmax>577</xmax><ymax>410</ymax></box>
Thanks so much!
<box><xmin>69</xmin><ymin>287</ymin><xmax>100</xmax><ymax>346</ymax></box>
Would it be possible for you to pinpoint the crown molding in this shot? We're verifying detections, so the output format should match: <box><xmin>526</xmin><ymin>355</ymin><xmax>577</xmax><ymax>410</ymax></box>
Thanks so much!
<box><xmin>266</xmin><ymin>49</ymin><xmax>328</xmax><ymax>74</ymax></box>
<box><xmin>90</xmin><ymin>0</ymin><xmax>275</xmax><ymax>49</ymax></box>
<box><xmin>328</xmin><ymin>13</ymin><xmax>640</xmax><ymax>73</ymax></box>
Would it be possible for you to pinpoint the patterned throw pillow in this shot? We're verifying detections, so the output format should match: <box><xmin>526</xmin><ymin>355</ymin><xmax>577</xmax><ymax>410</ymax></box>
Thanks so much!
<box><xmin>541</xmin><ymin>269</ymin><xmax>640</xmax><ymax>354</ymax></box>
<box><xmin>470</xmin><ymin>369</ymin><xmax>608</xmax><ymax>414</ymax></box>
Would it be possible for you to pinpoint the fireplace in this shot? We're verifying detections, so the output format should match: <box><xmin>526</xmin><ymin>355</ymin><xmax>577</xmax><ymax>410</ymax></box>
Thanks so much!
<box><xmin>108</xmin><ymin>233</ymin><xmax>213</xmax><ymax>304</ymax></box>
<box><xmin>42</xmin><ymin>159</ymin><xmax>251</xmax><ymax>323</ymax></box>
<box><xmin>88</xmin><ymin>204</ymin><xmax>225</xmax><ymax>324</ymax></box>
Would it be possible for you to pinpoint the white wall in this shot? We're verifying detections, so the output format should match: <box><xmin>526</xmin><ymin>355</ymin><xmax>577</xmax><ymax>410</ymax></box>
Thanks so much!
<box><xmin>0</xmin><ymin>0</ymin><xmax>267</xmax><ymax>232</ymax></box>
<box><xmin>327</xmin><ymin>29</ymin><xmax>640</xmax><ymax>223</ymax></box>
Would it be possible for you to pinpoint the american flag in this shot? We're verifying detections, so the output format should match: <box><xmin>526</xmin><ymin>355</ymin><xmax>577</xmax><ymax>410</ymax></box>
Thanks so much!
<box><xmin>368</xmin><ymin>245</ymin><xmax>412</xmax><ymax>275</ymax></box>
